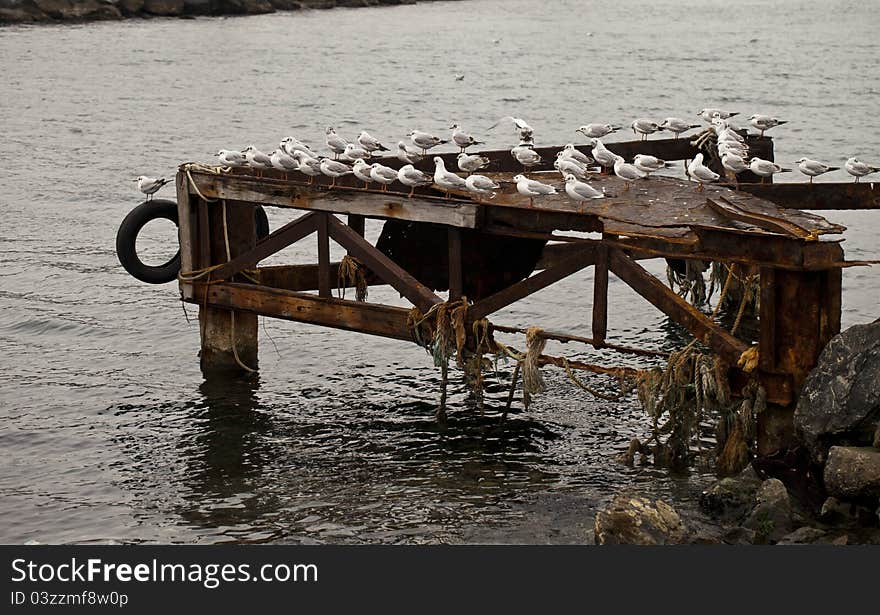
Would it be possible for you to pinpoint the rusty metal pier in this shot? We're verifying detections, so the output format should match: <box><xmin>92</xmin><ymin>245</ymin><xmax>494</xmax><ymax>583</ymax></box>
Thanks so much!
<box><xmin>174</xmin><ymin>133</ymin><xmax>876</xmax><ymax>460</ymax></box>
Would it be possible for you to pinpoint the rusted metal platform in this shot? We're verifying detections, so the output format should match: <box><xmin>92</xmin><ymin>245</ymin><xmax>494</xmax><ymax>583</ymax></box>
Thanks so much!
<box><xmin>175</xmin><ymin>134</ymin><xmax>874</xmax><ymax>431</ymax></box>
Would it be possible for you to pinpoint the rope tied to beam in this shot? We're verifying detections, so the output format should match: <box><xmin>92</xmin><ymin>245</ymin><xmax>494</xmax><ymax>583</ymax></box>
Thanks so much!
<box><xmin>337</xmin><ymin>255</ymin><xmax>368</xmax><ymax>302</ymax></box>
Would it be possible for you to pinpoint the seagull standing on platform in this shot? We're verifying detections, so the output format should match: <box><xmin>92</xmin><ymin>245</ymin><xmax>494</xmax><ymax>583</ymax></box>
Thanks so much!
<box><xmin>748</xmin><ymin>157</ymin><xmax>791</xmax><ymax>183</ymax></box>
<box><xmin>357</xmin><ymin>131</ymin><xmax>390</xmax><ymax>155</ymax></box>
<box><xmin>687</xmin><ymin>153</ymin><xmax>720</xmax><ymax>191</ymax></box>
<box><xmin>319</xmin><ymin>158</ymin><xmax>353</xmax><ymax>187</ymax></box>
<box><xmin>397</xmin><ymin>164</ymin><xmax>433</xmax><ymax>197</ymax></box>
<box><xmin>433</xmin><ymin>157</ymin><xmax>468</xmax><ymax>197</ymax></box>
<box><xmin>844</xmin><ymin>157</ymin><xmax>880</xmax><ymax>182</ymax></box>
<box><xmin>269</xmin><ymin>149</ymin><xmax>299</xmax><ymax>176</ymax></box>
<box><xmin>457</xmin><ymin>152</ymin><xmax>490</xmax><ymax>174</ymax></box>
<box><xmin>589</xmin><ymin>138</ymin><xmax>618</xmax><ymax>173</ymax></box>
<box><xmin>554</xmin><ymin>154</ymin><xmax>591</xmax><ymax>180</ymax></box>
<box><xmin>697</xmin><ymin>108</ymin><xmax>739</xmax><ymax>123</ymax></box>
<box><xmin>464</xmin><ymin>174</ymin><xmax>500</xmax><ymax>200</ymax></box>
<box><xmin>242</xmin><ymin>145</ymin><xmax>273</xmax><ymax>176</ymax></box>
<box><xmin>631</xmin><ymin>119</ymin><xmax>665</xmax><ymax>140</ymax></box>
<box><xmin>281</xmin><ymin>136</ymin><xmax>316</xmax><ymax>159</ymax></box>
<box><xmin>613</xmin><ymin>155</ymin><xmax>647</xmax><ymax>190</ymax></box>
<box><xmin>135</xmin><ymin>176</ymin><xmax>170</xmax><ymax>200</ymax></box>
<box><xmin>633</xmin><ymin>154</ymin><xmax>673</xmax><ymax>176</ymax></box>
<box><xmin>560</xmin><ymin>144</ymin><xmax>594</xmax><ymax>166</ymax></box>
<box><xmin>409</xmin><ymin>130</ymin><xmax>448</xmax><ymax>155</ymax></box>
<box><xmin>564</xmin><ymin>174</ymin><xmax>604</xmax><ymax>207</ymax></box>
<box><xmin>450</xmin><ymin>124</ymin><xmax>484</xmax><ymax>152</ymax></box>
<box><xmin>325</xmin><ymin>127</ymin><xmax>349</xmax><ymax>159</ymax></box>
<box><xmin>795</xmin><ymin>158</ymin><xmax>840</xmax><ymax>183</ymax></box>
<box><xmin>512</xmin><ymin>143</ymin><xmax>542</xmax><ymax>169</ymax></box>
<box><xmin>215</xmin><ymin>149</ymin><xmax>247</xmax><ymax>168</ymax></box>
<box><xmin>721</xmin><ymin>152</ymin><xmax>750</xmax><ymax>178</ymax></box>
<box><xmin>748</xmin><ymin>114</ymin><xmax>787</xmax><ymax>136</ymax></box>
<box><xmin>659</xmin><ymin>117</ymin><xmax>701</xmax><ymax>139</ymax></box>
<box><xmin>396</xmin><ymin>141</ymin><xmax>424</xmax><ymax>165</ymax></box>
<box><xmin>294</xmin><ymin>152</ymin><xmax>323</xmax><ymax>184</ymax></box>
<box><xmin>341</xmin><ymin>142</ymin><xmax>371</xmax><ymax>162</ymax></box>
<box><xmin>513</xmin><ymin>174</ymin><xmax>556</xmax><ymax>207</ymax></box>
<box><xmin>352</xmin><ymin>158</ymin><xmax>374</xmax><ymax>188</ymax></box>
<box><xmin>369</xmin><ymin>163</ymin><xmax>399</xmax><ymax>191</ymax></box>
<box><xmin>576</xmin><ymin>123</ymin><xmax>620</xmax><ymax>139</ymax></box>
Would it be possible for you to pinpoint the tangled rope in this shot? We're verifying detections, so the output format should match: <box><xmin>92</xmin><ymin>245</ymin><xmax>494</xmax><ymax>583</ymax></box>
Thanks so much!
<box><xmin>337</xmin><ymin>255</ymin><xmax>368</xmax><ymax>302</ymax></box>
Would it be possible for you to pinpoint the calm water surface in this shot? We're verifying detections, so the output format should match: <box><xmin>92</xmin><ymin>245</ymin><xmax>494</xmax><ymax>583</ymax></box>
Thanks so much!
<box><xmin>1</xmin><ymin>0</ymin><xmax>878</xmax><ymax>543</ymax></box>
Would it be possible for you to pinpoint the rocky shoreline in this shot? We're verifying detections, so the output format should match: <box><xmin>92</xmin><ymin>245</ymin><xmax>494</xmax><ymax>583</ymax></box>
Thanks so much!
<box><xmin>0</xmin><ymin>0</ymin><xmax>449</xmax><ymax>25</ymax></box>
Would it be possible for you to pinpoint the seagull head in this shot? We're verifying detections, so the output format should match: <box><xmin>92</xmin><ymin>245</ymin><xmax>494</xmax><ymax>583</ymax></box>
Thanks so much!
<box><xmin>696</xmin><ymin>109</ymin><xmax>706</xmax><ymax>117</ymax></box>
<box><xmin>747</xmin><ymin>114</ymin><xmax>758</xmax><ymax>120</ymax></box>
<box><xmin>457</xmin><ymin>152</ymin><xmax>467</xmax><ymax>160</ymax></box>
<box><xmin>326</xmin><ymin>127</ymin><xmax>336</xmax><ymax>135</ymax></box>
<box><xmin>407</xmin><ymin>130</ymin><xmax>415</xmax><ymax>137</ymax></box>
<box><xmin>794</xmin><ymin>157</ymin><xmax>807</xmax><ymax>164</ymax></box>
<box><xmin>433</xmin><ymin>156</ymin><xmax>444</xmax><ymax>167</ymax></box>
<box><xmin>134</xmin><ymin>176</ymin><xmax>143</xmax><ymax>182</ymax></box>
<box><xmin>242</xmin><ymin>145</ymin><xmax>255</xmax><ymax>153</ymax></box>
<box><xmin>513</xmin><ymin>174</ymin><xmax>525</xmax><ymax>182</ymax></box>
<box><xmin>564</xmin><ymin>174</ymin><xmax>577</xmax><ymax>182</ymax></box>
<box><xmin>449</xmin><ymin>123</ymin><xmax>459</xmax><ymax>130</ymax></box>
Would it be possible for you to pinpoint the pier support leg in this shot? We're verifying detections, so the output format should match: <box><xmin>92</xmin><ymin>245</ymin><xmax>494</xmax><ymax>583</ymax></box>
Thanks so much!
<box><xmin>198</xmin><ymin>199</ymin><xmax>259</xmax><ymax>376</ymax></box>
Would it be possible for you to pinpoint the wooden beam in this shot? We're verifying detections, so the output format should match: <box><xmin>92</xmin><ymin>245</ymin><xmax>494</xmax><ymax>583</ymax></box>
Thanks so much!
<box><xmin>739</xmin><ymin>182</ymin><xmax>880</xmax><ymax>210</ymax></box>
<box><xmin>193</xmin><ymin>282</ymin><xmax>416</xmax><ymax>342</ymax></box>
<box><xmin>317</xmin><ymin>213</ymin><xmax>331</xmax><ymax>298</ymax></box>
<box><xmin>326</xmin><ymin>215</ymin><xmax>443</xmax><ymax>312</ymax></box>
<box><xmin>197</xmin><ymin>201</ymin><xmax>211</xmax><ymax>273</ymax></box>
<box><xmin>608</xmin><ymin>248</ymin><xmax>748</xmax><ymax>364</ymax></box>
<box><xmin>175</xmin><ymin>172</ymin><xmax>196</xmax><ymax>301</ymax></box>
<box><xmin>210</xmin><ymin>211</ymin><xmax>317</xmax><ymax>282</ymax></box>
<box><xmin>188</xmin><ymin>172</ymin><xmax>480</xmax><ymax>229</ymax></box>
<box><xmin>348</xmin><ymin>214</ymin><xmax>365</xmax><ymax>236</ymax></box>
<box><xmin>448</xmin><ymin>228</ymin><xmax>463</xmax><ymax>300</ymax></box>
<box><xmin>469</xmin><ymin>246</ymin><xmax>597</xmax><ymax>320</ymax></box>
<box><xmin>592</xmin><ymin>244</ymin><xmax>609</xmax><ymax>342</ymax></box>
<box><xmin>759</xmin><ymin>267</ymin><xmax>777</xmax><ymax>372</ymax></box>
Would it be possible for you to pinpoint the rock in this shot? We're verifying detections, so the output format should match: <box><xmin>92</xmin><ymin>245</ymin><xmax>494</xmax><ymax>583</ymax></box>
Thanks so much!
<box><xmin>819</xmin><ymin>496</ymin><xmax>852</xmax><ymax>522</ymax></box>
<box><xmin>794</xmin><ymin>321</ymin><xmax>880</xmax><ymax>464</ymax></box>
<box><xmin>742</xmin><ymin>478</ymin><xmax>793</xmax><ymax>544</ymax></box>
<box><xmin>777</xmin><ymin>526</ymin><xmax>827</xmax><ymax>545</ymax></box>
<box><xmin>824</xmin><ymin>446</ymin><xmax>880</xmax><ymax>501</ymax></box>
<box><xmin>721</xmin><ymin>526</ymin><xmax>756</xmax><ymax>545</ymax></box>
<box><xmin>111</xmin><ymin>0</ymin><xmax>143</xmax><ymax>15</ymax></box>
<box><xmin>874</xmin><ymin>424</ymin><xmax>880</xmax><ymax>449</ymax></box>
<box><xmin>211</xmin><ymin>0</ymin><xmax>275</xmax><ymax>14</ymax></box>
<box><xmin>142</xmin><ymin>0</ymin><xmax>183</xmax><ymax>14</ymax></box>
<box><xmin>594</xmin><ymin>495</ymin><xmax>687</xmax><ymax>545</ymax></box>
<box><xmin>33</xmin><ymin>0</ymin><xmax>121</xmax><ymax>19</ymax></box>
<box><xmin>699</xmin><ymin>465</ymin><xmax>762</xmax><ymax>522</ymax></box>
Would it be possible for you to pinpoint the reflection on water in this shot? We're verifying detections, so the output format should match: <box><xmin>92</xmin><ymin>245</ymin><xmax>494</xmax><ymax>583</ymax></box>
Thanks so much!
<box><xmin>1</xmin><ymin>0</ymin><xmax>879</xmax><ymax>543</ymax></box>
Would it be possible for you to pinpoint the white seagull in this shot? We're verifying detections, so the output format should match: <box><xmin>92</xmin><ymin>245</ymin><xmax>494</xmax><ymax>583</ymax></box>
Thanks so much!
<box><xmin>844</xmin><ymin>157</ymin><xmax>880</xmax><ymax>183</ymax></box>
<box><xmin>659</xmin><ymin>117</ymin><xmax>701</xmax><ymax>139</ymax></box>
<box><xmin>633</xmin><ymin>154</ymin><xmax>673</xmax><ymax>176</ymax></box>
<box><xmin>613</xmin><ymin>155</ymin><xmax>647</xmax><ymax>190</ymax></box>
<box><xmin>357</xmin><ymin>131</ymin><xmax>390</xmax><ymax>154</ymax></box>
<box><xmin>560</xmin><ymin>143</ymin><xmax>594</xmax><ymax>166</ymax></box>
<box><xmin>589</xmin><ymin>138</ymin><xmax>618</xmax><ymax>171</ymax></box>
<box><xmin>512</xmin><ymin>144</ymin><xmax>542</xmax><ymax>169</ymax></box>
<box><xmin>433</xmin><ymin>157</ymin><xmax>468</xmax><ymax>197</ymax></box>
<box><xmin>242</xmin><ymin>145</ymin><xmax>273</xmax><ymax>174</ymax></box>
<box><xmin>325</xmin><ymin>127</ymin><xmax>348</xmax><ymax>159</ymax></box>
<box><xmin>554</xmin><ymin>155</ymin><xmax>590</xmax><ymax>180</ymax></box>
<box><xmin>319</xmin><ymin>159</ymin><xmax>353</xmax><ymax>187</ymax></box>
<box><xmin>513</xmin><ymin>174</ymin><xmax>556</xmax><ymax>207</ymax></box>
<box><xmin>687</xmin><ymin>153</ymin><xmax>720</xmax><ymax>192</ymax></box>
<box><xmin>697</xmin><ymin>108</ymin><xmax>739</xmax><ymax>123</ymax></box>
<box><xmin>280</xmin><ymin>136</ymin><xmax>316</xmax><ymax>159</ymax></box>
<box><xmin>564</xmin><ymin>174</ymin><xmax>604</xmax><ymax>206</ymax></box>
<box><xmin>576</xmin><ymin>123</ymin><xmax>620</xmax><ymax>139</ymax></box>
<box><xmin>409</xmin><ymin>130</ymin><xmax>448</xmax><ymax>155</ymax></box>
<box><xmin>747</xmin><ymin>114</ymin><xmax>787</xmax><ymax>136</ymax></box>
<box><xmin>135</xmin><ymin>176</ymin><xmax>170</xmax><ymax>200</ymax></box>
<box><xmin>352</xmin><ymin>158</ymin><xmax>374</xmax><ymax>188</ymax></box>
<box><xmin>396</xmin><ymin>141</ymin><xmax>423</xmax><ymax>165</ymax></box>
<box><xmin>748</xmin><ymin>157</ymin><xmax>791</xmax><ymax>183</ymax></box>
<box><xmin>721</xmin><ymin>152</ymin><xmax>750</xmax><ymax>177</ymax></box>
<box><xmin>215</xmin><ymin>149</ymin><xmax>247</xmax><ymax>168</ymax></box>
<box><xmin>795</xmin><ymin>157</ymin><xmax>840</xmax><ymax>183</ymax></box>
<box><xmin>294</xmin><ymin>152</ymin><xmax>323</xmax><ymax>184</ymax></box>
<box><xmin>487</xmin><ymin>116</ymin><xmax>533</xmax><ymax>139</ymax></box>
<box><xmin>369</xmin><ymin>163</ymin><xmax>399</xmax><ymax>191</ymax></box>
<box><xmin>341</xmin><ymin>142</ymin><xmax>371</xmax><ymax>162</ymax></box>
<box><xmin>464</xmin><ymin>174</ymin><xmax>500</xmax><ymax>200</ymax></box>
<box><xmin>631</xmin><ymin>119</ymin><xmax>665</xmax><ymax>140</ymax></box>
<box><xmin>269</xmin><ymin>149</ymin><xmax>299</xmax><ymax>174</ymax></box>
<box><xmin>450</xmin><ymin>124</ymin><xmax>484</xmax><ymax>152</ymax></box>
<box><xmin>457</xmin><ymin>152</ymin><xmax>491</xmax><ymax>174</ymax></box>
<box><xmin>397</xmin><ymin>164</ymin><xmax>433</xmax><ymax>197</ymax></box>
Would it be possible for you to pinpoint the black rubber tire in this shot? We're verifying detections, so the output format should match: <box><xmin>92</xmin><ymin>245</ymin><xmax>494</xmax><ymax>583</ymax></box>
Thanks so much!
<box><xmin>116</xmin><ymin>199</ymin><xmax>181</xmax><ymax>284</ymax></box>
<box><xmin>116</xmin><ymin>201</ymin><xmax>271</xmax><ymax>284</ymax></box>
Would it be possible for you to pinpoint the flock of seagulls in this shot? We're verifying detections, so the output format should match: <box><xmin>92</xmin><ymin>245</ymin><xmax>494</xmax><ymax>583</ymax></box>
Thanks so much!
<box><xmin>136</xmin><ymin>111</ymin><xmax>880</xmax><ymax>207</ymax></box>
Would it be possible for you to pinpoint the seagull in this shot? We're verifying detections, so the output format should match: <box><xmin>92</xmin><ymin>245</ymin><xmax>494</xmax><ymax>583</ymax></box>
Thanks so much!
<box><xmin>325</xmin><ymin>127</ymin><xmax>349</xmax><ymax>159</ymax></box>
<box><xmin>513</xmin><ymin>174</ymin><xmax>556</xmax><ymax>207</ymax></box>
<box><xmin>613</xmin><ymin>155</ymin><xmax>647</xmax><ymax>190</ymax></box>
<box><xmin>721</xmin><ymin>151</ymin><xmax>750</xmax><ymax>177</ymax></box>
<box><xmin>687</xmin><ymin>153</ymin><xmax>720</xmax><ymax>192</ymax></box>
<box><xmin>396</xmin><ymin>141</ymin><xmax>424</xmax><ymax>165</ymax></box>
<box><xmin>319</xmin><ymin>158</ymin><xmax>353</xmax><ymax>187</ymax></box>
<box><xmin>357</xmin><ymin>131</ymin><xmax>390</xmax><ymax>154</ymax></box>
<box><xmin>716</xmin><ymin>126</ymin><xmax>746</xmax><ymax>143</ymax></box>
<box><xmin>215</xmin><ymin>149</ymin><xmax>247</xmax><ymax>168</ymax></box>
<box><xmin>135</xmin><ymin>176</ymin><xmax>169</xmax><ymax>200</ymax></box>
<box><xmin>560</xmin><ymin>143</ymin><xmax>594</xmax><ymax>166</ymax></box>
<box><xmin>369</xmin><ymin>163</ymin><xmax>399</xmax><ymax>191</ymax></box>
<box><xmin>576</xmin><ymin>123</ymin><xmax>620</xmax><ymax>139</ymax></box>
<box><xmin>697</xmin><ymin>108</ymin><xmax>739</xmax><ymax>123</ymax></box>
<box><xmin>341</xmin><ymin>142</ymin><xmax>371</xmax><ymax>162</ymax></box>
<box><xmin>433</xmin><ymin>157</ymin><xmax>468</xmax><ymax>197</ymax></box>
<box><xmin>633</xmin><ymin>154</ymin><xmax>673</xmax><ymax>176</ymax></box>
<box><xmin>464</xmin><ymin>174</ymin><xmax>500</xmax><ymax>200</ymax></box>
<box><xmin>659</xmin><ymin>117</ymin><xmax>700</xmax><ymax>139</ymax></box>
<box><xmin>589</xmin><ymin>138</ymin><xmax>618</xmax><ymax>172</ymax></box>
<box><xmin>554</xmin><ymin>155</ymin><xmax>591</xmax><ymax>180</ymax></box>
<box><xmin>512</xmin><ymin>144</ymin><xmax>542</xmax><ymax>169</ymax></box>
<box><xmin>457</xmin><ymin>152</ymin><xmax>490</xmax><ymax>174</ymax></box>
<box><xmin>844</xmin><ymin>157</ymin><xmax>880</xmax><ymax>183</ymax></box>
<box><xmin>269</xmin><ymin>149</ymin><xmax>299</xmax><ymax>175</ymax></box>
<box><xmin>397</xmin><ymin>164</ymin><xmax>433</xmax><ymax>197</ymax></box>
<box><xmin>748</xmin><ymin>114</ymin><xmax>787</xmax><ymax>136</ymax></box>
<box><xmin>748</xmin><ymin>157</ymin><xmax>791</xmax><ymax>183</ymax></box>
<box><xmin>795</xmin><ymin>157</ymin><xmax>840</xmax><ymax>183</ymax></box>
<box><xmin>409</xmin><ymin>130</ymin><xmax>448</xmax><ymax>155</ymax></box>
<box><xmin>450</xmin><ymin>124</ymin><xmax>484</xmax><ymax>152</ymax></box>
<box><xmin>487</xmin><ymin>116</ymin><xmax>534</xmax><ymax>140</ymax></box>
<box><xmin>352</xmin><ymin>158</ymin><xmax>374</xmax><ymax>188</ymax></box>
<box><xmin>564</xmin><ymin>174</ymin><xmax>604</xmax><ymax>207</ymax></box>
<box><xmin>630</xmin><ymin>119</ymin><xmax>665</xmax><ymax>140</ymax></box>
<box><xmin>294</xmin><ymin>152</ymin><xmax>323</xmax><ymax>184</ymax></box>
<box><xmin>280</xmin><ymin>136</ymin><xmax>316</xmax><ymax>159</ymax></box>
<box><xmin>242</xmin><ymin>145</ymin><xmax>273</xmax><ymax>175</ymax></box>
<box><xmin>717</xmin><ymin>140</ymin><xmax>749</xmax><ymax>158</ymax></box>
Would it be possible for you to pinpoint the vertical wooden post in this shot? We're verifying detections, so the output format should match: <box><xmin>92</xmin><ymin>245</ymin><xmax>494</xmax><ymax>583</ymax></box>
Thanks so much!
<box><xmin>198</xmin><ymin>200</ymin><xmax>259</xmax><ymax>376</ymax></box>
<box><xmin>317</xmin><ymin>213</ymin><xmax>331</xmax><ymax>298</ymax></box>
<box><xmin>448</xmin><ymin>228</ymin><xmax>463</xmax><ymax>301</ymax></box>
<box><xmin>347</xmin><ymin>214</ymin><xmax>365</xmax><ymax>238</ymax></box>
<box><xmin>592</xmin><ymin>242</ymin><xmax>610</xmax><ymax>343</ymax></box>
<box><xmin>758</xmin><ymin>267</ymin><xmax>776</xmax><ymax>372</ymax></box>
<box><xmin>175</xmin><ymin>172</ymin><xmax>196</xmax><ymax>302</ymax></box>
